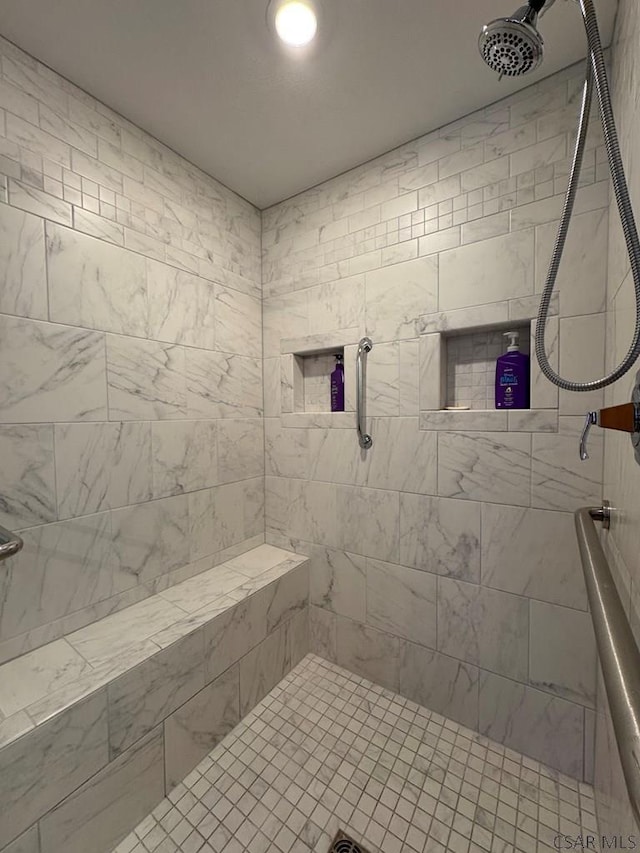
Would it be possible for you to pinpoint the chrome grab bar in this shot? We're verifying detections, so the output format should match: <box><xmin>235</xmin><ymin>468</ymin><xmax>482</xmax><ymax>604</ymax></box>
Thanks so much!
<box><xmin>356</xmin><ymin>337</ymin><xmax>373</xmax><ymax>450</ymax></box>
<box><xmin>0</xmin><ymin>523</ymin><xmax>24</xmax><ymax>562</ymax></box>
<box><xmin>575</xmin><ymin>504</ymin><xmax>640</xmax><ymax>826</ymax></box>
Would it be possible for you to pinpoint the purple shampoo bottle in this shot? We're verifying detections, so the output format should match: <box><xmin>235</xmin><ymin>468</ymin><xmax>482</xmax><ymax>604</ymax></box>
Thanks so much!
<box><xmin>495</xmin><ymin>331</ymin><xmax>530</xmax><ymax>409</ymax></box>
<box><xmin>330</xmin><ymin>354</ymin><xmax>345</xmax><ymax>412</ymax></box>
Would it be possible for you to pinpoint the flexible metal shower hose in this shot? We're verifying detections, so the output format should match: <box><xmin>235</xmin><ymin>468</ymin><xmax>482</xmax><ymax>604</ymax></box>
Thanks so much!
<box><xmin>535</xmin><ymin>0</ymin><xmax>640</xmax><ymax>391</ymax></box>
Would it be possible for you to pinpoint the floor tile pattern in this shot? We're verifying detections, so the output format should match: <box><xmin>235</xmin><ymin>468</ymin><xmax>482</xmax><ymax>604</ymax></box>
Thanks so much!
<box><xmin>113</xmin><ymin>655</ymin><xmax>598</xmax><ymax>853</ymax></box>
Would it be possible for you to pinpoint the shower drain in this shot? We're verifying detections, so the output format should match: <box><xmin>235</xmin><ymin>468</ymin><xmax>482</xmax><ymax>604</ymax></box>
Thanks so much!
<box><xmin>329</xmin><ymin>829</ymin><xmax>372</xmax><ymax>853</ymax></box>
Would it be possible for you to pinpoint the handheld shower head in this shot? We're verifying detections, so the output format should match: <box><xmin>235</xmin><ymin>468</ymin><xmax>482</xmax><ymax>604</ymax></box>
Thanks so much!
<box><xmin>479</xmin><ymin>3</ymin><xmax>545</xmax><ymax>77</ymax></box>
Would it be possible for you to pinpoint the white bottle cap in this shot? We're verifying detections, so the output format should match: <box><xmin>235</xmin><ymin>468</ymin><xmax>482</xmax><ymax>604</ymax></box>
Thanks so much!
<box><xmin>504</xmin><ymin>331</ymin><xmax>519</xmax><ymax>352</ymax></box>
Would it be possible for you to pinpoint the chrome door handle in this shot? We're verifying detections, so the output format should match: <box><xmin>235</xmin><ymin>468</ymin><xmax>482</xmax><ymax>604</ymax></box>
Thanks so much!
<box><xmin>356</xmin><ymin>337</ymin><xmax>373</xmax><ymax>450</ymax></box>
<box><xmin>0</xmin><ymin>523</ymin><xmax>24</xmax><ymax>561</ymax></box>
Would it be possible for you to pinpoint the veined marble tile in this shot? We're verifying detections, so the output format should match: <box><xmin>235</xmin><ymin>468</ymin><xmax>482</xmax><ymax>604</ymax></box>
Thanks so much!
<box><xmin>479</xmin><ymin>671</ymin><xmax>584</xmax><ymax>778</ymax></box>
<box><xmin>165</xmin><ymin>665</ymin><xmax>239</xmax><ymax>788</ymax></box>
<box><xmin>437</xmin><ymin>577</ymin><xmax>529</xmax><ymax>681</ymax></box>
<box><xmin>280</xmin><ymin>353</ymin><xmax>303</xmax><ymax>414</ymax></box>
<box><xmin>419</xmin><ymin>332</ymin><xmax>445</xmax><ymax>411</ymax></box>
<box><xmin>558</xmin><ymin>314</ymin><xmax>605</xmax><ymax>416</ymax></box>
<box><xmin>106</xmin><ymin>336</ymin><xmax>187</xmax><ymax>420</ymax></box>
<box><xmin>307</xmin><ymin>427</ymin><xmax>362</xmax><ymax>486</ymax></box>
<box><xmin>309</xmin><ymin>546</ymin><xmax>366</xmax><ymax>623</ymax></box>
<box><xmin>439</xmin><ymin>229</ymin><xmax>534</xmax><ymax>311</ymax></box>
<box><xmin>111</xmin><ymin>495</ymin><xmax>189</xmax><ymax>584</ymax></box>
<box><xmin>1</xmin><ymin>826</ymin><xmax>39</xmax><ymax>853</ymax></box>
<box><xmin>287</xmin><ymin>480</ymin><xmax>338</xmax><ymax>548</ymax></box>
<box><xmin>366</xmin><ymin>558</ymin><xmax>437</xmax><ymax>649</ymax></box>
<box><xmin>399</xmin><ymin>339</ymin><xmax>420</xmax><ymax>415</ymax></box>
<box><xmin>0</xmin><ymin>691</ymin><xmax>108</xmax><ymax>849</ymax></box>
<box><xmin>0</xmin><ymin>638</ymin><xmax>90</xmax><ymax>717</ymax></box>
<box><xmin>66</xmin><ymin>596</ymin><xmax>183</xmax><ymax>667</ymax></box>
<box><xmin>366</xmin><ymin>341</ymin><xmax>400</xmax><ymax>416</ymax></box>
<box><xmin>186</xmin><ymin>350</ymin><xmax>262</xmax><ymax>419</ymax></box>
<box><xmin>287</xmin><ymin>606</ymin><xmax>309</xmax><ymax>668</ymax></box>
<box><xmin>399</xmin><ymin>642</ymin><xmax>479</xmax><ymax>730</ymax></box>
<box><xmin>535</xmin><ymin>209</ymin><xmax>608</xmax><ymax>317</ymax></box>
<box><xmin>365</xmin><ymin>256</ymin><xmax>438</xmax><ymax>342</ymax></box>
<box><xmin>438</xmin><ymin>431</ymin><xmax>532</xmax><ymax>506</ymax></box>
<box><xmin>159</xmin><ymin>563</ymin><xmax>245</xmax><ymax>614</ymax></box>
<box><xmin>0</xmin><ymin>315</ymin><xmax>107</xmax><ymax>422</ymax></box>
<box><xmin>530</xmin><ymin>600</ymin><xmax>596</xmax><ymax>708</ymax></box>
<box><xmin>264</xmin><ymin>563</ymin><xmax>308</xmax><ymax>634</ymax></box>
<box><xmin>73</xmin><ymin>208</ymin><xmax>124</xmax><ymax>245</ymax></box>
<box><xmin>420</xmin><ymin>410</ymin><xmax>508</xmax><ymax>431</ymax></box>
<box><xmin>420</xmin><ymin>302</ymin><xmax>510</xmax><ymax>335</ymax></box>
<box><xmin>0</xmin><ymin>710</ymin><xmax>33</xmax><ymax>751</ymax></box>
<box><xmin>204</xmin><ymin>596</ymin><xmax>268</xmax><ymax>683</ymax></box>
<box><xmin>215</xmin><ymin>285</ymin><xmax>262</xmax><ymax>358</ymax></box>
<box><xmin>364</xmin><ymin>418</ymin><xmax>437</xmax><ymax>494</ymax></box>
<box><xmin>0</xmin><ymin>424</ymin><xmax>56</xmax><ymax>529</ymax></box>
<box><xmin>187</xmin><ymin>484</ymin><xmax>245</xmax><ymax>561</ymax></box>
<box><xmin>531</xmin><ymin>421</ymin><xmax>603</xmax><ymax>512</ymax></box>
<box><xmin>310</xmin><ymin>605</ymin><xmax>337</xmax><ymax>662</ymax></box>
<box><xmin>241</xmin><ymin>477</ymin><xmax>264</xmax><ymax>541</ymax></box>
<box><xmin>26</xmin><ymin>640</ymin><xmax>161</xmax><ymax>727</ymax></box>
<box><xmin>0</xmin><ymin>512</ymin><xmax>129</xmax><ymax>642</ymax></box>
<box><xmin>307</xmin><ymin>276</ymin><xmax>365</xmax><ymax>337</ymax></box>
<box><xmin>263</xmin><ymin>357</ymin><xmax>282</xmax><ymax>418</ymax></box>
<box><xmin>530</xmin><ymin>316</ymin><xmax>559</xmax><ymax>410</ymax></box>
<box><xmin>263</xmin><ymin>291</ymin><xmax>309</xmax><ymax>358</ymax></box>
<box><xmin>0</xmin><ymin>580</ymin><xmax>156</xmax><ymax>668</ymax></box>
<box><xmin>481</xmin><ymin>504</ymin><xmax>587</xmax><ymax>609</ymax></box>
<box><xmin>335</xmin><ymin>617</ymin><xmax>400</xmax><ymax>693</ymax></box>
<box><xmin>147</xmin><ymin>261</ymin><xmax>215</xmax><ymax>349</ymax></box>
<box><xmin>507</xmin><ymin>409</ymin><xmax>558</xmax><ymax>432</ymax></box>
<box><xmin>151</xmin><ymin>420</ymin><xmax>218</xmax><ymax>498</ymax></box>
<box><xmin>264</xmin><ymin>419</ymin><xmax>309</xmax><ymax>479</ymax></box>
<box><xmin>8</xmin><ymin>179</ymin><xmax>72</xmax><ymax>226</ymax></box>
<box><xmin>108</xmin><ymin>632</ymin><xmax>204</xmax><ymax>757</ymax></box>
<box><xmin>217</xmin><ymin>418</ymin><xmax>264</xmax><ymax>482</ymax></box>
<box><xmin>336</xmin><ymin>485</ymin><xmax>399</xmax><ymax>562</ymax></box>
<box><xmin>46</xmin><ymin>223</ymin><xmax>147</xmax><ymax>336</ymax></box>
<box><xmin>54</xmin><ymin>422</ymin><xmax>152</xmax><ymax>519</ymax></box>
<box><xmin>400</xmin><ymin>494</ymin><xmax>480</xmax><ymax>582</ymax></box>
<box><xmin>225</xmin><ymin>544</ymin><xmax>300</xmax><ymax>579</ymax></box>
<box><xmin>0</xmin><ymin>203</ymin><xmax>46</xmax><ymax>320</ymax></box>
<box><xmin>39</xmin><ymin>726</ymin><xmax>164</xmax><ymax>853</ymax></box>
<box><xmin>239</xmin><ymin>624</ymin><xmax>291</xmax><ymax>717</ymax></box>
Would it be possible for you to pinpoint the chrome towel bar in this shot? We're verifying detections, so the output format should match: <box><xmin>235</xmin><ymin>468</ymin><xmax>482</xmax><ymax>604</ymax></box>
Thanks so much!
<box><xmin>575</xmin><ymin>505</ymin><xmax>640</xmax><ymax>826</ymax></box>
<box><xmin>0</xmin><ymin>523</ymin><xmax>24</xmax><ymax>562</ymax></box>
<box><xmin>356</xmin><ymin>337</ymin><xmax>373</xmax><ymax>450</ymax></box>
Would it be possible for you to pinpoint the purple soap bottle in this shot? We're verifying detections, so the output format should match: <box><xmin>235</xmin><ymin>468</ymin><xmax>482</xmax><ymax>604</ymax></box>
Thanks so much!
<box><xmin>495</xmin><ymin>331</ymin><xmax>530</xmax><ymax>409</ymax></box>
<box><xmin>330</xmin><ymin>354</ymin><xmax>345</xmax><ymax>412</ymax></box>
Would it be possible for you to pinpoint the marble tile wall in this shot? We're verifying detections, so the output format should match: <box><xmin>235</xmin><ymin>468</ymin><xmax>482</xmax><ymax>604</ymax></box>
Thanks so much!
<box><xmin>0</xmin><ymin>36</ymin><xmax>264</xmax><ymax>664</ymax></box>
<box><xmin>597</xmin><ymin>0</ymin><xmax>640</xmax><ymax>835</ymax></box>
<box><xmin>262</xmin><ymin>60</ymin><xmax>610</xmax><ymax>781</ymax></box>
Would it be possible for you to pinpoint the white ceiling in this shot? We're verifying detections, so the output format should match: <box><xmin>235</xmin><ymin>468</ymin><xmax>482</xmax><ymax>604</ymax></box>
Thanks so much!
<box><xmin>0</xmin><ymin>0</ymin><xmax>618</xmax><ymax>208</ymax></box>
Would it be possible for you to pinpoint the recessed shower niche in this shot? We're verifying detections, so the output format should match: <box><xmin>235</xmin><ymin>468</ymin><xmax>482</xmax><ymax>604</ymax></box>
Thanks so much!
<box><xmin>418</xmin><ymin>302</ymin><xmax>557</xmax><ymax>431</ymax></box>
<box><xmin>280</xmin><ymin>332</ymin><xmax>356</xmax><ymax>415</ymax></box>
<box><xmin>446</xmin><ymin>323</ymin><xmax>530</xmax><ymax>410</ymax></box>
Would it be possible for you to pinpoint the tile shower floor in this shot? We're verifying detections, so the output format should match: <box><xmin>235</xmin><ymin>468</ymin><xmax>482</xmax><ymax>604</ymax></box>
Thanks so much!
<box><xmin>113</xmin><ymin>654</ymin><xmax>597</xmax><ymax>853</ymax></box>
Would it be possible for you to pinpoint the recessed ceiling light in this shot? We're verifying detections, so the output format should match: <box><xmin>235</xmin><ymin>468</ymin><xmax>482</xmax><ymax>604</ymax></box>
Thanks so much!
<box><xmin>274</xmin><ymin>0</ymin><xmax>318</xmax><ymax>47</ymax></box>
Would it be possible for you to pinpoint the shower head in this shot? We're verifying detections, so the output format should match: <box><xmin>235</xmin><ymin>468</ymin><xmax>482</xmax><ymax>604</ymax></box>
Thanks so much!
<box><xmin>479</xmin><ymin>3</ymin><xmax>546</xmax><ymax>78</ymax></box>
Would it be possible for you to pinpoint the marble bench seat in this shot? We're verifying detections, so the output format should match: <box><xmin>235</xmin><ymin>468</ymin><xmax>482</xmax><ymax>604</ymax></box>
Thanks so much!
<box><xmin>0</xmin><ymin>544</ymin><xmax>310</xmax><ymax>853</ymax></box>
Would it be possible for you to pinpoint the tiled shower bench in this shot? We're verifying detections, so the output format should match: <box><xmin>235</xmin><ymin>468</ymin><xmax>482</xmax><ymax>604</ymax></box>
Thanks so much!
<box><xmin>0</xmin><ymin>545</ymin><xmax>310</xmax><ymax>853</ymax></box>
